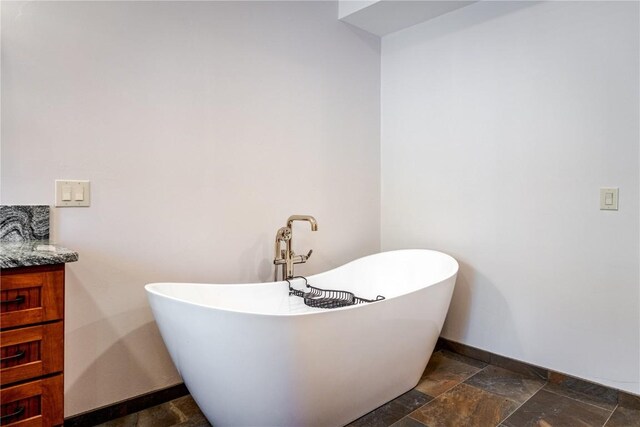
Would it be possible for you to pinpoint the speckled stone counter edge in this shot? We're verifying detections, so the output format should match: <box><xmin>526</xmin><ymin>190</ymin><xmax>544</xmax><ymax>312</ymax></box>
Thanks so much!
<box><xmin>0</xmin><ymin>240</ymin><xmax>78</xmax><ymax>268</ymax></box>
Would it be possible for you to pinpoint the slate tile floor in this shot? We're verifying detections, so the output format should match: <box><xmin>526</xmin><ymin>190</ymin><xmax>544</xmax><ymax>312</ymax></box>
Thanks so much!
<box><xmin>97</xmin><ymin>350</ymin><xmax>640</xmax><ymax>427</ymax></box>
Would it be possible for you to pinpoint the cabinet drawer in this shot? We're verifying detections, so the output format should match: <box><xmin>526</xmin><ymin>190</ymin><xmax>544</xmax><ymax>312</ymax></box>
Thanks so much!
<box><xmin>1</xmin><ymin>322</ymin><xmax>64</xmax><ymax>386</ymax></box>
<box><xmin>0</xmin><ymin>264</ymin><xmax>64</xmax><ymax>329</ymax></box>
<box><xmin>0</xmin><ymin>374</ymin><xmax>63</xmax><ymax>427</ymax></box>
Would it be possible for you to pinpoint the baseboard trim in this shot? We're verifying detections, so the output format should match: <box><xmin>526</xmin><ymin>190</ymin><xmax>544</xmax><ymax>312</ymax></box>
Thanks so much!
<box><xmin>436</xmin><ymin>337</ymin><xmax>640</xmax><ymax>408</ymax></box>
<box><xmin>64</xmin><ymin>383</ymin><xmax>189</xmax><ymax>427</ymax></box>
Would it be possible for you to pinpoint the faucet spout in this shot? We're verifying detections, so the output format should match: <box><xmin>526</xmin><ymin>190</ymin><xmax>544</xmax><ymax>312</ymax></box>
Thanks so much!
<box><xmin>287</xmin><ymin>215</ymin><xmax>318</xmax><ymax>231</ymax></box>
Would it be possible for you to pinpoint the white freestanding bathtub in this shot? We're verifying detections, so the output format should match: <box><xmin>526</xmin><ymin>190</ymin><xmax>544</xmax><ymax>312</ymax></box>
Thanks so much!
<box><xmin>145</xmin><ymin>249</ymin><xmax>458</xmax><ymax>427</ymax></box>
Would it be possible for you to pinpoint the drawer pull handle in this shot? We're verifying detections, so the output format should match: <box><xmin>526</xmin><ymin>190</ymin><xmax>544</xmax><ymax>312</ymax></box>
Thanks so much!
<box><xmin>0</xmin><ymin>295</ymin><xmax>25</xmax><ymax>305</ymax></box>
<box><xmin>0</xmin><ymin>350</ymin><xmax>26</xmax><ymax>363</ymax></box>
<box><xmin>0</xmin><ymin>406</ymin><xmax>25</xmax><ymax>422</ymax></box>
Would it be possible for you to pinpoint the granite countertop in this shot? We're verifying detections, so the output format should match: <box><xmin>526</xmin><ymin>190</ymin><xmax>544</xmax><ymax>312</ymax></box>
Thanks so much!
<box><xmin>0</xmin><ymin>240</ymin><xmax>79</xmax><ymax>268</ymax></box>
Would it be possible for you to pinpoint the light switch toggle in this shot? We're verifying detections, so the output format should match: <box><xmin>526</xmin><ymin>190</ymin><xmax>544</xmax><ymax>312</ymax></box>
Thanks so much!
<box><xmin>62</xmin><ymin>186</ymin><xmax>72</xmax><ymax>201</ymax></box>
<box><xmin>56</xmin><ymin>180</ymin><xmax>91</xmax><ymax>207</ymax></box>
<box><xmin>74</xmin><ymin>187</ymin><xmax>84</xmax><ymax>201</ymax></box>
<box><xmin>605</xmin><ymin>193</ymin><xmax>613</xmax><ymax>205</ymax></box>
<box><xmin>600</xmin><ymin>187</ymin><xmax>618</xmax><ymax>211</ymax></box>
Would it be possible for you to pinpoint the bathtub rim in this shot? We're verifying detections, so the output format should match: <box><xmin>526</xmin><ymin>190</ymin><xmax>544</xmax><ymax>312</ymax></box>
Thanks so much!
<box><xmin>145</xmin><ymin>248</ymin><xmax>458</xmax><ymax>318</ymax></box>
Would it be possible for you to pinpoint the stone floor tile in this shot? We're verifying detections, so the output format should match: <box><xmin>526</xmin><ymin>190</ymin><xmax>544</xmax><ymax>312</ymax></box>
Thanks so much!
<box><xmin>409</xmin><ymin>383</ymin><xmax>519</xmax><ymax>427</ymax></box>
<box><xmin>167</xmin><ymin>396</ymin><xmax>210</xmax><ymax>424</ymax></box>
<box><xmin>414</xmin><ymin>351</ymin><xmax>485</xmax><ymax>397</ymax></box>
<box><xmin>95</xmin><ymin>413</ymin><xmax>139</xmax><ymax>427</ymax></box>
<box><xmin>390</xmin><ymin>415</ymin><xmax>428</xmax><ymax>427</ymax></box>
<box><xmin>438</xmin><ymin>349</ymin><xmax>488</xmax><ymax>369</ymax></box>
<box><xmin>618</xmin><ymin>391</ymin><xmax>640</xmax><ymax>410</ymax></box>
<box><xmin>173</xmin><ymin>414</ymin><xmax>211</xmax><ymax>427</ymax></box>
<box><xmin>465</xmin><ymin>365</ymin><xmax>545</xmax><ymax>404</ymax></box>
<box><xmin>125</xmin><ymin>403</ymin><xmax>182</xmax><ymax>427</ymax></box>
<box><xmin>544</xmin><ymin>375</ymin><xmax>618</xmax><ymax>411</ymax></box>
<box><xmin>502</xmin><ymin>388</ymin><xmax>612</xmax><ymax>427</ymax></box>
<box><xmin>95</xmin><ymin>396</ymin><xmax>210</xmax><ymax>427</ymax></box>
<box><xmin>347</xmin><ymin>389</ymin><xmax>432</xmax><ymax>427</ymax></box>
<box><xmin>605</xmin><ymin>406</ymin><xmax>640</xmax><ymax>427</ymax></box>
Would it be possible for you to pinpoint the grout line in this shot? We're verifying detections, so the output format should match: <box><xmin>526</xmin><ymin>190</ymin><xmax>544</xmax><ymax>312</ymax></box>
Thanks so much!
<box><xmin>435</xmin><ymin>364</ymin><xmax>488</xmax><ymax>397</ymax></box>
<box><xmin>389</xmin><ymin>415</ymin><xmax>422</xmax><ymax>427</ymax></box>
<box><xmin>419</xmin><ymin>352</ymin><xmax>489</xmax><ymax>398</ymax></box>
<box><xmin>169</xmin><ymin>400</ymin><xmax>189</xmax><ymax>423</ymax></box>
<box><xmin>409</xmin><ymin>393</ymin><xmax>441</xmax><ymax>413</ymax></box>
<box><xmin>497</xmin><ymin>380</ymin><xmax>548</xmax><ymax>427</ymax></box>
<box><xmin>464</xmin><ymin>364</ymin><xmax>489</xmax><ymax>382</ymax></box>
<box><xmin>601</xmin><ymin>403</ymin><xmax>618</xmax><ymax>427</ymax></box>
<box><xmin>409</xmin><ymin>366</ymin><xmax>489</xmax><ymax>416</ymax></box>
<box><xmin>543</xmin><ymin>386</ymin><xmax>618</xmax><ymax>413</ymax></box>
<box><xmin>410</xmin><ymin>381</ymin><xmax>465</xmax><ymax>414</ymax></box>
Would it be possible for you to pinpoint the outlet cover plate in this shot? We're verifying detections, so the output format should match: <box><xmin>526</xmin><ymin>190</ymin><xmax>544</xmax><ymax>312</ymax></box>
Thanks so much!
<box><xmin>599</xmin><ymin>187</ymin><xmax>618</xmax><ymax>211</ymax></box>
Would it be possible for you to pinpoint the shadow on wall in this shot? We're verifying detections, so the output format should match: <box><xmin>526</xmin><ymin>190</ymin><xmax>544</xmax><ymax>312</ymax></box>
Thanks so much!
<box><xmin>441</xmin><ymin>259</ymin><xmax>521</xmax><ymax>355</ymax></box>
<box><xmin>65</xmin><ymin>314</ymin><xmax>178</xmax><ymax>417</ymax></box>
<box><xmin>64</xmin><ymin>267</ymin><xmax>180</xmax><ymax>417</ymax></box>
<box><xmin>339</xmin><ymin>18</ymin><xmax>383</xmax><ymax>54</ymax></box>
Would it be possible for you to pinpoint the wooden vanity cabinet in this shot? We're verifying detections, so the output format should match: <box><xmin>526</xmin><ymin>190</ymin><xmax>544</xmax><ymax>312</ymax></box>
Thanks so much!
<box><xmin>0</xmin><ymin>264</ymin><xmax>65</xmax><ymax>427</ymax></box>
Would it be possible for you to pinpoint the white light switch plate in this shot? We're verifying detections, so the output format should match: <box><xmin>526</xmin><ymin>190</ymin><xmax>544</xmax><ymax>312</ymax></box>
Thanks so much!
<box><xmin>55</xmin><ymin>180</ymin><xmax>90</xmax><ymax>207</ymax></box>
<box><xmin>600</xmin><ymin>187</ymin><xmax>618</xmax><ymax>211</ymax></box>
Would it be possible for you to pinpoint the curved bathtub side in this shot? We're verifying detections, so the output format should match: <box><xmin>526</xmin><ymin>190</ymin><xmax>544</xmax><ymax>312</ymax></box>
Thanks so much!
<box><xmin>303</xmin><ymin>249</ymin><xmax>458</xmax><ymax>302</ymax></box>
<box><xmin>146</xmin><ymin>270</ymin><xmax>456</xmax><ymax>426</ymax></box>
<box><xmin>147</xmin><ymin>290</ymin><xmax>300</xmax><ymax>424</ymax></box>
<box><xmin>147</xmin><ymin>250</ymin><xmax>458</xmax><ymax>316</ymax></box>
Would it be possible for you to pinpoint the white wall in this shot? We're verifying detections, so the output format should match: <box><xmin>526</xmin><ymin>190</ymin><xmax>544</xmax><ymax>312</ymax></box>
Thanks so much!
<box><xmin>382</xmin><ymin>1</ymin><xmax>639</xmax><ymax>393</ymax></box>
<box><xmin>1</xmin><ymin>1</ymin><xmax>380</xmax><ymax>416</ymax></box>
<box><xmin>3</xmin><ymin>0</ymin><xmax>638</xmax><ymax>416</ymax></box>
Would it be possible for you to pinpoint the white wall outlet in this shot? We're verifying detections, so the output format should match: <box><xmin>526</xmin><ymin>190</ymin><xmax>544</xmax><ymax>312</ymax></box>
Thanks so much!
<box><xmin>599</xmin><ymin>187</ymin><xmax>618</xmax><ymax>211</ymax></box>
<box><xmin>56</xmin><ymin>180</ymin><xmax>90</xmax><ymax>207</ymax></box>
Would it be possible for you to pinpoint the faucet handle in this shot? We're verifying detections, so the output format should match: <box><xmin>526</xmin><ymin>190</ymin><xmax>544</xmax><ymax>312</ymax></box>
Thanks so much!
<box><xmin>299</xmin><ymin>250</ymin><xmax>313</xmax><ymax>262</ymax></box>
<box><xmin>291</xmin><ymin>250</ymin><xmax>313</xmax><ymax>265</ymax></box>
